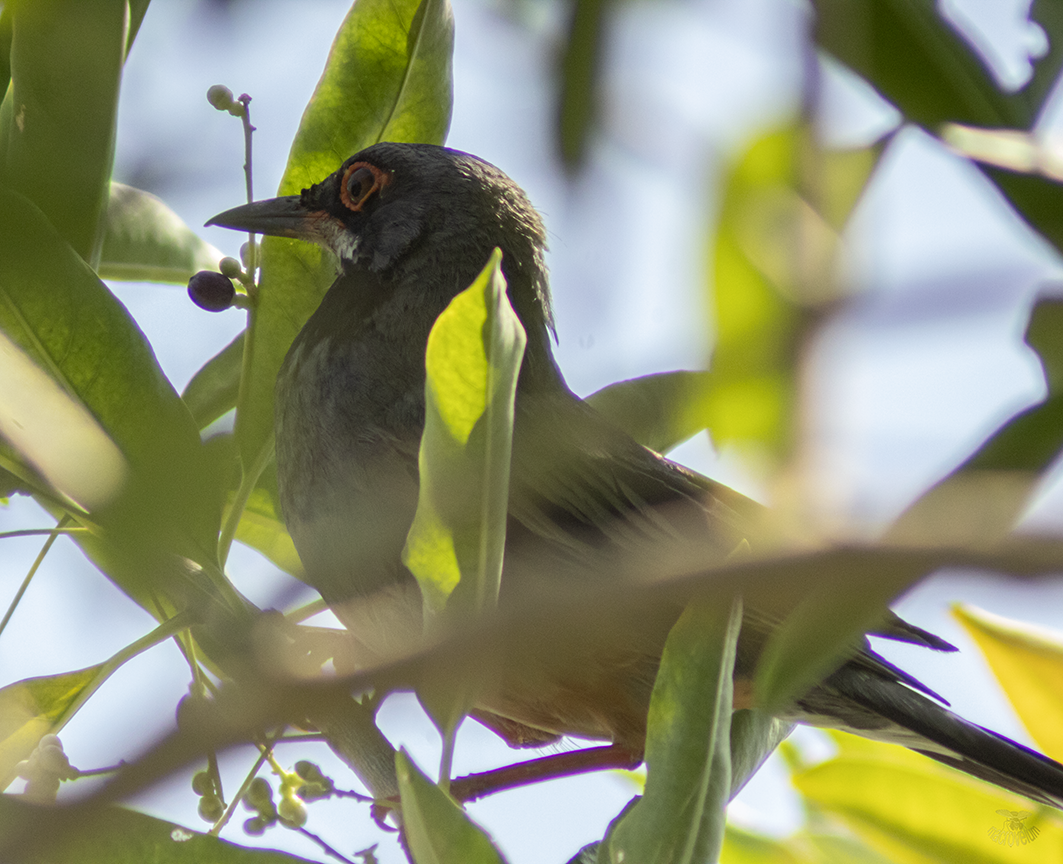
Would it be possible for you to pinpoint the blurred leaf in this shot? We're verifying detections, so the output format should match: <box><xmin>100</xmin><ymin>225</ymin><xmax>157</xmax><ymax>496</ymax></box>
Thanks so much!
<box><xmin>99</xmin><ymin>183</ymin><xmax>224</xmax><ymax>283</ymax></box>
<box><xmin>0</xmin><ymin>666</ymin><xmax>100</xmax><ymax>789</ymax></box>
<box><xmin>403</xmin><ymin>249</ymin><xmax>525</xmax><ymax>617</ymax></box>
<box><xmin>794</xmin><ymin>732</ymin><xmax>1063</xmax><ymax>863</ymax></box>
<box><xmin>890</xmin><ymin>298</ymin><xmax>1063</xmax><ymax>542</ymax></box>
<box><xmin>396</xmin><ymin>749</ymin><xmax>507</xmax><ymax>864</ymax></box>
<box><xmin>0</xmin><ymin>8</ymin><xmax>11</xmax><ymax>99</ymax></box>
<box><xmin>234</xmin><ymin>481</ymin><xmax>304</xmax><ymax>579</ymax></box>
<box><xmin>556</xmin><ymin>0</ymin><xmax>609</xmax><ymax>171</ymax></box>
<box><xmin>0</xmin><ymin>0</ymin><xmax>126</xmax><ymax>267</ymax></box>
<box><xmin>0</xmin><ymin>329</ymin><xmax>127</xmax><ymax>512</ymax></box>
<box><xmin>812</xmin><ymin>0</ymin><xmax>1026</xmax><ymax>130</ymax></box>
<box><xmin>601</xmin><ymin>598</ymin><xmax>742</xmax><ymax>864</ymax></box>
<box><xmin>181</xmin><ymin>331</ymin><xmax>244</xmax><ymax>430</ymax></box>
<box><xmin>753</xmin><ymin>561</ymin><xmax>928</xmax><ymax>713</ymax></box>
<box><xmin>708</xmin><ymin>125</ymin><xmax>879</xmax><ymax>465</ymax></box>
<box><xmin>728</xmin><ymin>709</ymin><xmax>794</xmax><ymax>799</ymax></box>
<box><xmin>240</xmin><ymin>0</ymin><xmax>454</xmax><ymax>472</ymax></box>
<box><xmin>1020</xmin><ymin>1</ymin><xmax>1063</xmax><ymax>121</ymax></box>
<box><xmin>979</xmin><ymin>165</ymin><xmax>1063</xmax><ymax>256</ymax></box>
<box><xmin>720</xmin><ymin>827</ymin><xmax>804</xmax><ymax>864</ymax></box>
<box><xmin>954</xmin><ymin>605</ymin><xmax>1063</xmax><ymax>762</ymax></box>
<box><xmin>585</xmin><ymin>371</ymin><xmax>713</xmax><ymax>454</ymax></box>
<box><xmin>126</xmin><ymin>0</ymin><xmax>152</xmax><ymax>55</ymax></box>
<box><xmin>0</xmin><ymin>187</ymin><xmax>223</xmax><ymax>601</ymax></box>
<box><xmin>0</xmin><ymin>795</ymin><xmax>320</xmax><ymax>862</ymax></box>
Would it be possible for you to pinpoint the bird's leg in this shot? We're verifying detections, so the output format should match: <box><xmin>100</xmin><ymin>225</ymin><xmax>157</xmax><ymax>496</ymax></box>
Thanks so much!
<box><xmin>448</xmin><ymin>743</ymin><xmax>643</xmax><ymax>803</ymax></box>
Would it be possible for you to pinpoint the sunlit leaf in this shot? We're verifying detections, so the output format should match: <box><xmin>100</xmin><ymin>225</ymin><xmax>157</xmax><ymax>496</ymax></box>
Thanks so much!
<box><xmin>954</xmin><ymin>605</ymin><xmax>1063</xmax><ymax>762</ymax></box>
<box><xmin>0</xmin><ymin>187</ymin><xmax>223</xmax><ymax>600</ymax></box>
<box><xmin>0</xmin><ymin>0</ymin><xmax>126</xmax><ymax>266</ymax></box>
<box><xmin>402</xmin><ymin>249</ymin><xmax>525</xmax><ymax>617</ymax></box>
<box><xmin>239</xmin><ymin>0</ymin><xmax>454</xmax><ymax>473</ymax></box>
<box><xmin>99</xmin><ymin>183</ymin><xmax>224</xmax><ymax>284</ymax></box>
<box><xmin>708</xmin><ymin>125</ymin><xmax>879</xmax><ymax>466</ymax></box>
<box><xmin>401</xmin><ymin>250</ymin><xmax>524</xmax><ymax>743</ymax></box>
<box><xmin>396</xmin><ymin>749</ymin><xmax>507</xmax><ymax>864</ymax></box>
<box><xmin>601</xmin><ymin>598</ymin><xmax>742</xmax><ymax>863</ymax></box>
<box><xmin>793</xmin><ymin>732</ymin><xmax>1063</xmax><ymax>863</ymax></box>
<box><xmin>0</xmin><ymin>667</ymin><xmax>100</xmax><ymax>790</ymax></box>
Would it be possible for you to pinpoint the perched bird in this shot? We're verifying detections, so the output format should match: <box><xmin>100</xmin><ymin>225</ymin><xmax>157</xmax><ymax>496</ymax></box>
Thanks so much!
<box><xmin>209</xmin><ymin>142</ymin><xmax>1063</xmax><ymax>807</ymax></box>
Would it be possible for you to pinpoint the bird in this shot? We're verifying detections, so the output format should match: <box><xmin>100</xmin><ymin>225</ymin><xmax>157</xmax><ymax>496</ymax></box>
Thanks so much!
<box><xmin>208</xmin><ymin>141</ymin><xmax>1063</xmax><ymax>808</ymax></box>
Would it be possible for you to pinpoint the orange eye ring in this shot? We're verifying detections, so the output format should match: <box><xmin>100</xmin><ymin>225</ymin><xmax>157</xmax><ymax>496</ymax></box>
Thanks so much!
<box><xmin>340</xmin><ymin>161</ymin><xmax>391</xmax><ymax>211</ymax></box>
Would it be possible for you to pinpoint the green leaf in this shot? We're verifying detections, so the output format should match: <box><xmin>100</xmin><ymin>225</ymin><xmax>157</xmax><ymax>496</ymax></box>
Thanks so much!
<box><xmin>238</xmin><ymin>0</ymin><xmax>455</xmax><ymax>473</ymax></box>
<box><xmin>601</xmin><ymin>597</ymin><xmax>742</xmax><ymax>864</ymax></box>
<box><xmin>0</xmin><ymin>187</ymin><xmax>222</xmax><ymax>601</ymax></box>
<box><xmin>1023</xmin><ymin>2</ymin><xmax>1063</xmax><ymax>119</ymax></box>
<box><xmin>753</xmin><ymin>560</ymin><xmax>926</xmax><ymax>714</ymax></box>
<box><xmin>585</xmin><ymin>371</ymin><xmax>713</xmax><ymax>454</ymax></box>
<box><xmin>708</xmin><ymin>125</ymin><xmax>878</xmax><ymax>466</ymax></box>
<box><xmin>0</xmin><ymin>0</ymin><xmax>126</xmax><ymax>267</ymax></box>
<box><xmin>812</xmin><ymin>0</ymin><xmax>1026</xmax><ymax>130</ymax></box>
<box><xmin>889</xmin><ymin>298</ymin><xmax>1063</xmax><ymax>544</ymax></box>
<box><xmin>0</xmin><ymin>796</ymin><xmax>320</xmax><ymax>863</ymax></box>
<box><xmin>793</xmin><ymin>732</ymin><xmax>1063</xmax><ymax>863</ymax></box>
<box><xmin>98</xmin><ymin>183</ymin><xmax>224</xmax><ymax>284</ymax></box>
<box><xmin>402</xmin><ymin>250</ymin><xmax>524</xmax><ymax>746</ymax></box>
<box><xmin>980</xmin><ymin>165</ymin><xmax>1063</xmax><ymax>257</ymax></box>
<box><xmin>0</xmin><ymin>666</ymin><xmax>101</xmax><ymax>789</ymax></box>
<box><xmin>556</xmin><ymin>0</ymin><xmax>609</xmax><ymax>171</ymax></box>
<box><xmin>402</xmin><ymin>249</ymin><xmax>526</xmax><ymax>617</ymax></box>
<box><xmin>728</xmin><ymin>709</ymin><xmax>793</xmax><ymax>799</ymax></box>
<box><xmin>181</xmin><ymin>331</ymin><xmax>244</xmax><ymax>430</ymax></box>
<box><xmin>396</xmin><ymin>749</ymin><xmax>507</xmax><ymax>864</ymax></box>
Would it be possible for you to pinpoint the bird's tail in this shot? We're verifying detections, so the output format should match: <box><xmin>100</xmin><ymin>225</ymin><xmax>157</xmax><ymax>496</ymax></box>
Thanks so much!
<box><xmin>818</xmin><ymin>663</ymin><xmax>1063</xmax><ymax>810</ymax></box>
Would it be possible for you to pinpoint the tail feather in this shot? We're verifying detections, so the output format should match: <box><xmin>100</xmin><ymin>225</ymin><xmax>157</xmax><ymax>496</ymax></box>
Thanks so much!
<box><xmin>822</xmin><ymin>663</ymin><xmax>1063</xmax><ymax>809</ymax></box>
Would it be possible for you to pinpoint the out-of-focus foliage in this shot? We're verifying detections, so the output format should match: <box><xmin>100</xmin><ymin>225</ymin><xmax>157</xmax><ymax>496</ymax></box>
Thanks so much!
<box><xmin>2</xmin><ymin>1</ymin><xmax>1063</xmax><ymax>863</ymax></box>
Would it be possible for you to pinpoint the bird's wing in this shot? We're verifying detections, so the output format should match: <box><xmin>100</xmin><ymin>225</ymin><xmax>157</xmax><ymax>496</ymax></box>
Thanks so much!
<box><xmin>506</xmin><ymin>388</ymin><xmax>756</xmax><ymax>579</ymax></box>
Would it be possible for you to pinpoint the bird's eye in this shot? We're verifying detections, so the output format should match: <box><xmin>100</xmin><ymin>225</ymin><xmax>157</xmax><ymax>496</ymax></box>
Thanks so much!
<box><xmin>340</xmin><ymin>162</ymin><xmax>390</xmax><ymax>212</ymax></box>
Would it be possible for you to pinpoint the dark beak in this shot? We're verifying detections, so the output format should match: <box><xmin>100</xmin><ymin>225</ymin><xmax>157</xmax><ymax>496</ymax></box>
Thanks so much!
<box><xmin>206</xmin><ymin>195</ymin><xmax>316</xmax><ymax>240</ymax></box>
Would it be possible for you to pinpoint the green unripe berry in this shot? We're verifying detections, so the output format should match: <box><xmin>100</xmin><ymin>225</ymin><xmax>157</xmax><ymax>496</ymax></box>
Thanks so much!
<box><xmin>245</xmin><ymin>776</ymin><xmax>274</xmax><ymax>812</ymax></box>
<box><xmin>278</xmin><ymin>793</ymin><xmax>307</xmax><ymax>828</ymax></box>
<box><xmin>198</xmin><ymin>794</ymin><xmax>225</xmax><ymax>823</ymax></box>
<box><xmin>207</xmin><ymin>85</ymin><xmax>235</xmax><ymax>111</ymax></box>
<box><xmin>191</xmin><ymin>770</ymin><xmax>214</xmax><ymax>797</ymax></box>
<box><xmin>243</xmin><ymin>816</ymin><xmax>268</xmax><ymax>836</ymax></box>
<box><xmin>218</xmin><ymin>257</ymin><xmax>243</xmax><ymax>279</ymax></box>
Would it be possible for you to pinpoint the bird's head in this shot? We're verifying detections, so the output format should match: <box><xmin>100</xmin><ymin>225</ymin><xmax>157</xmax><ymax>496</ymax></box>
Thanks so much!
<box><xmin>207</xmin><ymin>142</ymin><xmax>554</xmax><ymax>337</ymax></box>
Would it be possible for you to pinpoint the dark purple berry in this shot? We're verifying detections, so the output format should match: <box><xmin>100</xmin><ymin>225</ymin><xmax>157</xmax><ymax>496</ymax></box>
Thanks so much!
<box><xmin>188</xmin><ymin>271</ymin><xmax>235</xmax><ymax>312</ymax></box>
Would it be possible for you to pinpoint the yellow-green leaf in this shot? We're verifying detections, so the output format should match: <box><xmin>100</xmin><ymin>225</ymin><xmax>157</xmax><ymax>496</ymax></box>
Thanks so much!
<box><xmin>601</xmin><ymin>597</ymin><xmax>742</xmax><ymax>863</ymax></box>
<box><xmin>953</xmin><ymin>604</ymin><xmax>1063</xmax><ymax>762</ymax></box>
<box><xmin>402</xmin><ymin>249</ymin><xmax>526</xmax><ymax>617</ymax></box>
<box><xmin>794</xmin><ymin>732</ymin><xmax>1063</xmax><ymax>864</ymax></box>
<box><xmin>0</xmin><ymin>666</ymin><xmax>101</xmax><ymax>788</ymax></box>
<box><xmin>396</xmin><ymin>749</ymin><xmax>507</xmax><ymax>864</ymax></box>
